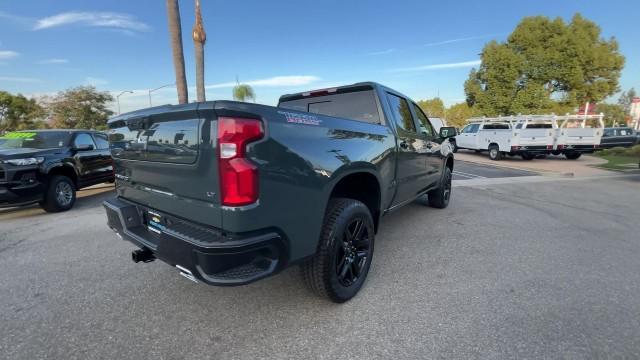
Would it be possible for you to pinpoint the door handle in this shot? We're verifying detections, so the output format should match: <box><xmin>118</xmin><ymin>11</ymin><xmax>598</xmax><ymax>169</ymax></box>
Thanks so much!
<box><xmin>399</xmin><ymin>141</ymin><xmax>409</xmax><ymax>149</ymax></box>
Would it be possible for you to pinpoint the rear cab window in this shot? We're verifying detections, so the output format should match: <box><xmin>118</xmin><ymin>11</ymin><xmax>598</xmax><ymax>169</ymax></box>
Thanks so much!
<box><xmin>482</xmin><ymin>123</ymin><xmax>511</xmax><ymax>130</ymax></box>
<box><xmin>74</xmin><ymin>133</ymin><xmax>96</xmax><ymax>148</ymax></box>
<box><xmin>93</xmin><ymin>133</ymin><xmax>110</xmax><ymax>150</ymax></box>
<box><xmin>279</xmin><ymin>88</ymin><xmax>381</xmax><ymax>124</ymax></box>
<box><xmin>108</xmin><ymin>117</ymin><xmax>201</xmax><ymax>164</ymax></box>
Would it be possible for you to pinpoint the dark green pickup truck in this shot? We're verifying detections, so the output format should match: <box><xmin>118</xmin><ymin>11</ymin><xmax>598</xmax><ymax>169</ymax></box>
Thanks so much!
<box><xmin>103</xmin><ymin>82</ymin><xmax>456</xmax><ymax>302</ymax></box>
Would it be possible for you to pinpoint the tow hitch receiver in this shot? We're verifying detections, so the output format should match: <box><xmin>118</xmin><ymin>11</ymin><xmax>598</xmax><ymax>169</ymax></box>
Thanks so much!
<box><xmin>176</xmin><ymin>265</ymin><xmax>198</xmax><ymax>283</ymax></box>
<box><xmin>131</xmin><ymin>248</ymin><xmax>155</xmax><ymax>263</ymax></box>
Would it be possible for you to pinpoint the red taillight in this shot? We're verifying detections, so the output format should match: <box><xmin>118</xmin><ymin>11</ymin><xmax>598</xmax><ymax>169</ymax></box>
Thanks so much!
<box><xmin>217</xmin><ymin>117</ymin><xmax>263</xmax><ymax>206</ymax></box>
<box><xmin>557</xmin><ymin>144</ymin><xmax>564</xmax><ymax>150</ymax></box>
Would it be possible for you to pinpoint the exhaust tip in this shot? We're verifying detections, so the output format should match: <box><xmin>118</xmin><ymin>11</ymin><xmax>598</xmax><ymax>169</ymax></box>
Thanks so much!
<box><xmin>132</xmin><ymin>248</ymin><xmax>155</xmax><ymax>263</ymax></box>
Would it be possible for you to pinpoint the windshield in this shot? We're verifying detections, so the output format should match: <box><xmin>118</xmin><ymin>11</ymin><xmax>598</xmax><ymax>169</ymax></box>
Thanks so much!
<box><xmin>0</xmin><ymin>131</ymin><xmax>71</xmax><ymax>149</ymax></box>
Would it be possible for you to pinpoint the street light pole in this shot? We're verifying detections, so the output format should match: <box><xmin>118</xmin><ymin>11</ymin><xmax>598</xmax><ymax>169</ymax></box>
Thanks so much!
<box><xmin>148</xmin><ymin>83</ymin><xmax>175</xmax><ymax>107</ymax></box>
<box><xmin>116</xmin><ymin>91</ymin><xmax>134</xmax><ymax>115</ymax></box>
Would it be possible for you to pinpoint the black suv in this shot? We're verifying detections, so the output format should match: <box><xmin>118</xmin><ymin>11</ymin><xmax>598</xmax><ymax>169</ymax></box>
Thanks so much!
<box><xmin>0</xmin><ymin>130</ymin><xmax>114</xmax><ymax>212</ymax></box>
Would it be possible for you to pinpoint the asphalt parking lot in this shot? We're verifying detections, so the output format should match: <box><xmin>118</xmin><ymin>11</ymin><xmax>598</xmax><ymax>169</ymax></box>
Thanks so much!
<box><xmin>453</xmin><ymin>160</ymin><xmax>538</xmax><ymax>180</ymax></box>
<box><xmin>1</xmin><ymin>174</ymin><xmax>640</xmax><ymax>359</ymax></box>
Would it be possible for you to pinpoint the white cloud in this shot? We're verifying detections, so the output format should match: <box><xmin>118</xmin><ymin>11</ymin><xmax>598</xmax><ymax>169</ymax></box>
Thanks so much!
<box><xmin>34</xmin><ymin>12</ymin><xmax>151</xmax><ymax>32</ymax></box>
<box><xmin>84</xmin><ymin>77</ymin><xmax>109</xmax><ymax>86</ymax></box>
<box><xmin>392</xmin><ymin>60</ymin><xmax>481</xmax><ymax>72</ymax></box>
<box><xmin>37</xmin><ymin>58</ymin><xmax>69</xmax><ymax>64</ymax></box>
<box><xmin>366</xmin><ymin>48</ymin><xmax>397</xmax><ymax>56</ymax></box>
<box><xmin>0</xmin><ymin>76</ymin><xmax>42</xmax><ymax>83</ymax></box>
<box><xmin>420</xmin><ymin>33</ymin><xmax>504</xmax><ymax>47</ymax></box>
<box><xmin>205</xmin><ymin>75</ymin><xmax>320</xmax><ymax>89</ymax></box>
<box><xmin>0</xmin><ymin>50</ymin><xmax>19</xmax><ymax>60</ymax></box>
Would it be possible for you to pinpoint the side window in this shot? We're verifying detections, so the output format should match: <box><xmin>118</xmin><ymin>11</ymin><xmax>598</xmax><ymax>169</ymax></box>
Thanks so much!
<box><xmin>73</xmin><ymin>133</ymin><xmax>96</xmax><ymax>149</ymax></box>
<box><xmin>466</xmin><ymin>124</ymin><xmax>480</xmax><ymax>133</ymax></box>
<box><xmin>411</xmin><ymin>103</ymin><xmax>434</xmax><ymax>137</ymax></box>
<box><xmin>603</xmin><ymin>129</ymin><xmax>614</xmax><ymax>137</ymax></box>
<box><xmin>619</xmin><ymin>129</ymin><xmax>630</xmax><ymax>136</ymax></box>
<box><xmin>387</xmin><ymin>93</ymin><xmax>416</xmax><ymax>133</ymax></box>
<box><xmin>93</xmin><ymin>133</ymin><xmax>110</xmax><ymax>150</ymax></box>
<box><xmin>461</xmin><ymin>125</ymin><xmax>471</xmax><ymax>133</ymax></box>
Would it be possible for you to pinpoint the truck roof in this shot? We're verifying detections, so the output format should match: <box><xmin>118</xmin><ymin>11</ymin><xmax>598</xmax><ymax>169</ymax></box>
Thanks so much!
<box><xmin>7</xmin><ymin>129</ymin><xmax>103</xmax><ymax>133</ymax></box>
<box><xmin>108</xmin><ymin>81</ymin><xmax>411</xmax><ymax>124</ymax></box>
<box><xmin>278</xmin><ymin>81</ymin><xmax>407</xmax><ymax>103</ymax></box>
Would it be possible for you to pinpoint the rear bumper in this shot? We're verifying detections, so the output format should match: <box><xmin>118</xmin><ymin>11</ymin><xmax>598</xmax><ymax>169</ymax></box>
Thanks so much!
<box><xmin>510</xmin><ymin>145</ymin><xmax>551</xmax><ymax>154</ymax></box>
<box><xmin>557</xmin><ymin>144</ymin><xmax>598</xmax><ymax>153</ymax></box>
<box><xmin>103</xmin><ymin>197</ymin><xmax>287</xmax><ymax>286</ymax></box>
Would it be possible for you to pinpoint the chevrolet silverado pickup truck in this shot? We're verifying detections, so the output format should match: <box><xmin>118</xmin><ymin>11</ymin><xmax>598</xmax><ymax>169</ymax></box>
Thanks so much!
<box><xmin>103</xmin><ymin>82</ymin><xmax>456</xmax><ymax>302</ymax></box>
<box><xmin>1</xmin><ymin>130</ymin><xmax>114</xmax><ymax>211</ymax></box>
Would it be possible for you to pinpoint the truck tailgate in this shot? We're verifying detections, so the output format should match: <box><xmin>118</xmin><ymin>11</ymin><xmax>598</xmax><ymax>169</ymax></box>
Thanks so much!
<box><xmin>561</xmin><ymin>128</ymin><xmax>601</xmax><ymax>145</ymax></box>
<box><xmin>108</xmin><ymin>103</ymin><xmax>223</xmax><ymax>229</ymax></box>
<box><xmin>518</xmin><ymin>128</ymin><xmax>553</xmax><ymax>146</ymax></box>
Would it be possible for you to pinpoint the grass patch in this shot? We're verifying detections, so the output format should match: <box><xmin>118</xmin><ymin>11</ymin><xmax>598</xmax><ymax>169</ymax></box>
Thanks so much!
<box><xmin>594</xmin><ymin>154</ymin><xmax>640</xmax><ymax>171</ymax></box>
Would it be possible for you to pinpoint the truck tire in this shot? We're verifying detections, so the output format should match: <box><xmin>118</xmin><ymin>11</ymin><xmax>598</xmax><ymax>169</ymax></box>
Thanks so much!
<box><xmin>521</xmin><ymin>153</ymin><xmax>534</xmax><ymax>160</ymax></box>
<box><xmin>301</xmin><ymin>198</ymin><xmax>375</xmax><ymax>303</ymax></box>
<box><xmin>488</xmin><ymin>145</ymin><xmax>502</xmax><ymax>161</ymax></box>
<box><xmin>428</xmin><ymin>166</ymin><xmax>452</xmax><ymax>209</ymax></box>
<box><xmin>565</xmin><ymin>152</ymin><xmax>582</xmax><ymax>160</ymax></box>
<box><xmin>40</xmin><ymin>175</ymin><xmax>76</xmax><ymax>213</ymax></box>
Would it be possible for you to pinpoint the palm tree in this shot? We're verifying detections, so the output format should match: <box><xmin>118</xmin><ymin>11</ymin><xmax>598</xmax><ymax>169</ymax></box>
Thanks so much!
<box><xmin>166</xmin><ymin>0</ymin><xmax>188</xmax><ymax>104</ymax></box>
<box><xmin>232</xmin><ymin>84</ymin><xmax>255</xmax><ymax>102</ymax></box>
<box><xmin>192</xmin><ymin>0</ymin><xmax>206</xmax><ymax>102</ymax></box>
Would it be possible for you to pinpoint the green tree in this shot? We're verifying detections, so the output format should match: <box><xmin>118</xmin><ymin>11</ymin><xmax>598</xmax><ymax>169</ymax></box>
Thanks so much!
<box><xmin>48</xmin><ymin>86</ymin><xmax>114</xmax><ymax>130</ymax></box>
<box><xmin>232</xmin><ymin>84</ymin><xmax>255</xmax><ymax>102</ymax></box>
<box><xmin>444</xmin><ymin>102</ymin><xmax>475</xmax><ymax>128</ymax></box>
<box><xmin>465</xmin><ymin>14</ymin><xmax>625</xmax><ymax>116</ymax></box>
<box><xmin>618</xmin><ymin>88</ymin><xmax>637</xmax><ymax>114</ymax></box>
<box><xmin>0</xmin><ymin>91</ymin><xmax>46</xmax><ymax>131</ymax></box>
<box><xmin>596</xmin><ymin>103</ymin><xmax>626</xmax><ymax>127</ymax></box>
<box><xmin>417</xmin><ymin>97</ymin><xmax>445</xmax><ymax>118</ymax></box>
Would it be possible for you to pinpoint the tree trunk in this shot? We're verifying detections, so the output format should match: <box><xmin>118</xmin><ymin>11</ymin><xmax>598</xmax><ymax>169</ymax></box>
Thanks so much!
<box><xmin>194</xmin><ymin>42</ymin><xmax>205</xmax><ymax>102</ymax></box>
<box><xmin>166</xmin><ymin>0</ymin><xmax>188</xmax><ymax>104</ymax></box>
<box><xmin>192</xmin><ymin>0</ymin><xmax>206</xmax><ymax>102</ymax></box>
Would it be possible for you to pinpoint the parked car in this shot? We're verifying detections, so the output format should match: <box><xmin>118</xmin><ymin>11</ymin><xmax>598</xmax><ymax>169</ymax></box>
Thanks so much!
<box><xmin>103</xmin><ymin>82</ymin><xmax>456</xmax><ymax>302</ymax></box>
<box><xmin>599</xmin><ymin>127</ymin><xmax>639</xmax><ymax>149</ymax></box>
<box><xmin>0</xmin><ymin>130</ymin><xmax>114</xmax><ymax>212</ymax></box>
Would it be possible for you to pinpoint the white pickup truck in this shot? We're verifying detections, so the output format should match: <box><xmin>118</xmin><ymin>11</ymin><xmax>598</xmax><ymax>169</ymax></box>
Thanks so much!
<box><xmin>452</xmin><ymin>114</ymin><xmax>604</xmax><ymax>160</ymax></box>
<box><xmin>556</xmin><ymin>114</ymin><xmax>605</xmax><ymax>160</ymax></box>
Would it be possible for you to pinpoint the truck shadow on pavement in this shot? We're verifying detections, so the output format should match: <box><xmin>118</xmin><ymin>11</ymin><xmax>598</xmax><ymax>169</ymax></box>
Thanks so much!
<box><xmin>132</xmin><ymin>195</ymin><xmax>448</xmax><ymax>310</ymax></box>
<box><xmin>0</xmin><ymin>184</ymin><xmax>115</xmax><ymax>221</ymax></box>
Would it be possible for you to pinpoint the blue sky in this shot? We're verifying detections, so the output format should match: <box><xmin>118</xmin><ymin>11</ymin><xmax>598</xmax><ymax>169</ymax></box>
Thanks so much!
<box><xmin>0</xmin><ymin>0</ymin><xmax>638</xmax><ymax>113</ymax></box>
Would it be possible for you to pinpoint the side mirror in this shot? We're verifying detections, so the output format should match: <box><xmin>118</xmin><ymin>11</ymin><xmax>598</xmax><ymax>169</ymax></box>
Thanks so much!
<box><xmin>439</xmin><ymin>127</ymin><xmax>457</xmax><ymax>139</ymax></box>
<box><xmin>73</xmin><ymin>144</ymin><xmax>94</xmax><ymax>151</ymax></box>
